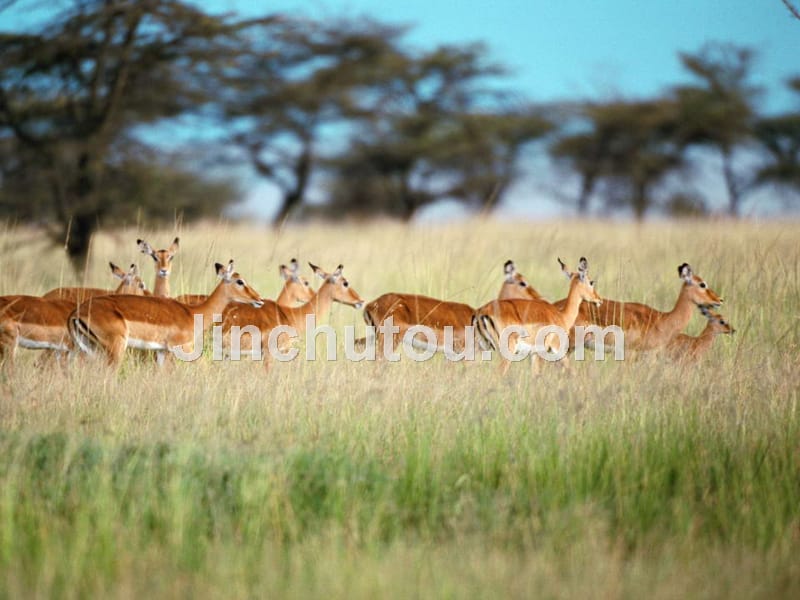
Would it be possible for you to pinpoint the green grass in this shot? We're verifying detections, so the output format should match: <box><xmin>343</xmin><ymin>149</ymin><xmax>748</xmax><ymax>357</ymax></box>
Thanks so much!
<box><xmin>1</xmin><ymin>219</ymin><xmax>799</xmax><ymax>598</ymax></box>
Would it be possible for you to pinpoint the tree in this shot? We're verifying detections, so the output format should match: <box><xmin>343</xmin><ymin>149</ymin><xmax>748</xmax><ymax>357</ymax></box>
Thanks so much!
<box><xmin>753</xmin><ymin>77</ymin><xmax>800</xmax><ymax>196</ymax></box>
<box><xmin>0</xmin><ymin>0</ymin><xmax>262</xmax><ymax>271</ymax></box>
<box><xmin>324</xmin><ymin>43</ymin><xmax>552</xmax><ymax>220</ymax></box>
<box><xmin>0</xmin><ymin>137</ymin><xmax>241</xmax><ymax>225</ymax></box>
<box><xmin>600</xmin><ymin>99</ymin><xmax>685</xmax><ymax>219</ymax></box>
<box><xmin>222</xmin><ymin>16</ymin><xmax>406</xmax><ymax>226</ymax></box>
<box><xmin>548</xmin><ymin>103</ymin><xmax>612</xmax><ymax>215</ymax></box>
<box><xmin>548</xmin><ymin>99</ymin><xmax>684</xmax><ymax>219</ymax></box>
<box><xmin>673</xmin><ymin>43</ymin><xmax>760</xmax><ymax>216</ymax></box>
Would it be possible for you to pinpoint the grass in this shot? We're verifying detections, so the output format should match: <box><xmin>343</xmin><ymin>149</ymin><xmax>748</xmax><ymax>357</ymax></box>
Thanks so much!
<box><xmin>1</xmin><ymin>218</ymin><xmax>799</xmax><ymax>598</ymax></box>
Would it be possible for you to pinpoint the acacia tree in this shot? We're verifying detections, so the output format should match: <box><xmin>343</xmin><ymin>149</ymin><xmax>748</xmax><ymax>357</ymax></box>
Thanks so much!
<box><xmin>222</xmin><ymin>17</ymin><xmax>406</xmax><ymax>225</ymax></box>
<box><xmin>548</xmin><ymin>99</ymin><xmax>684</xmax><ymax>219</ymax></box>
<box><xmin>599</xmin><ymin>99</ymin><xmax>685</xmax><ymax>219</ymax></box>
<box><xmin>548</xmin><ymin>103</ymin><xmax>613</xmax><ymax>215</ymax></box>
<box><xmin>673</xmin><ymin>43</ymin><xmax>760</xmax><ymax>216</ymax></box>
<box><xmin>325</xmin><ymin>43</ymin><xmax>552</xmax><ymax>220</ymax></box>
<box><xmin>0</xmin><ymin>0</ymin><xmax>262</xmax><ymax>271</ymax></box>
<box><xmin>754</xmin><ymin>77</ymin><xmax>800</xmax><ymax>196</ymax></box>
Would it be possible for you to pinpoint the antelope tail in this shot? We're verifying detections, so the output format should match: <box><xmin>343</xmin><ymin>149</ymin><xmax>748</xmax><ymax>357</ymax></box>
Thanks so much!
<box><xmin>69</xmin><ymin>315</ymin><xmax>102</xmax><ymax>357</ymax></box>
<box><xmin>363</xmin><ymin>306</ymin><xmax>376</xmax><ymax>328</ymax></box>
<box><xmin>473</xmin><ymin>313</ymin><xmax>500</xmax><ymax>352</ymax></box>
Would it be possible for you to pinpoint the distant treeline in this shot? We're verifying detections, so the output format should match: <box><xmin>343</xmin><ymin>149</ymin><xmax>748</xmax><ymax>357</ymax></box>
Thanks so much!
<box><xmin>1</xmin><ymin>0</ymin><xmax>799</xmax><ymax>268</ymax></box>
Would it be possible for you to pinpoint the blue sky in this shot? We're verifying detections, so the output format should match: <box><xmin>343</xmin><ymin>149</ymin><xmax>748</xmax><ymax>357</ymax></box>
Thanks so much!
<box><xmin>215</xmin><ymin>0</ymin><xmax>800</xmax><ymax>113</ymax></box>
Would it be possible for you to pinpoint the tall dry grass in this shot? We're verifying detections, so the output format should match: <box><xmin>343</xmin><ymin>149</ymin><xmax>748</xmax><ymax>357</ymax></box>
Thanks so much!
<box><xmin>0</xmin><ymin>218</ymin><xmax>798</xmax><ymax>598</ymax></box>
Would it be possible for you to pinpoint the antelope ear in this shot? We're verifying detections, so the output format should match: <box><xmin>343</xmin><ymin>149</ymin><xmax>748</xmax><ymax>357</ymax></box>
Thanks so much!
<box><xmin>137</xmin><ymin>239</ymin><xmax>154</xmax><ymax>256</ymax></box>
<box><xmin>169</xmin><ymin>237</ymin><xmax>180</xmax><ymax>253</ymax></box>
<box><xmin>504</xmin><ymin>260</ymin><xmax>516</xmax><ymax>281</ymax></box>
<box><xmin>128</xmin><ymin>263</ymin><xmax>139</xmax><ymax>277</ymax></box>
<box><xmin>309</xmin><ymin>262</ymin><xmax>326</xmax><ymax>280</ymax></box>
<box><xmin>678</xmin><ymin>263</ymin><xmax>692</xmax><ymax>281</ymax></box>
<box><xmin>331</xmin><ymin>264</ymin><xmax>344</xmax><ymax>280</ymax></box>
<box><xmin>279</xmin><ymin>264</ymin><xmax>290</xmax><ymax>280</ymax></box>
<box><xmin>289</xmin><ymin>258</ymin><xmax>299</xmax><ymax>273</ymax></box>
<box><xmin>109</xmin><ymin>262</ymin><xmax>126</xmax><ymax>279</ymax></box>
<box><xmin>577</xmin><ymin>257</ymin><xmax>588</xmax><ymax>282</ymax></box>
<box><xmin>214</xmin><ymin>262</ymin><xmax>230</xmax><ymax>280</ymax></box>
<box><xmin>558</xmin><ymin>257</ymin><xmax>571</xmax><ymax>280</ymax></box>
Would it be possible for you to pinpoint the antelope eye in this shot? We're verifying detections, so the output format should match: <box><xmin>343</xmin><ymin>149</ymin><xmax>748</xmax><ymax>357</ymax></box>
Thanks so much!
<box><xmin>304</xmin><ymin>281</ymin><xmax>310</xmax><ymax>287</ymax></box>
<box><xmin>343</xmin><ymin>281</ymin><xmax>349</xmax><ymax>288</ymax></box>
<box><xmin>699</xmin><ymin>282</ymin><xmax>707</xmax><ymax>289</ymax></box>
<box><xmin>720</xmin><ymin>320</ymin><xmax>727</xmax><ymax>325</ymax></box>
<box><xmin>590</xmin><ymin>280</ymin><xmax>595</xmax><ymax>286</ymax></box>
<box><xmin>236</xmin><ymin>279</ymin><xmax>245</xmax><ymax>286</ymax></box>
<box><xmin>519</xmin><ymin>281</ymin><xmax>527</xmax><ymax>287</ymax></box>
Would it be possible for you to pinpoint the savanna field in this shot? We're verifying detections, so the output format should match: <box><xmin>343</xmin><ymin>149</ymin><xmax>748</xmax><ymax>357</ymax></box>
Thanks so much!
<box><xmin>0</xmin><ymin>218</ymin><xmax>799</xmax><ymax>598</ymax></box>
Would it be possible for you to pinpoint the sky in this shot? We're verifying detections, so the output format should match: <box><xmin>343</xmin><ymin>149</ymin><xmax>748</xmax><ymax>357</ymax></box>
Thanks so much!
<box><xmin>214</xmin><ymin>0</ymin><xmax>800</xmax><ymax>112</ymax></box>
<box><xmin>3</xmin><ymin>0</ymin><xmax>800</xmax><ymax>219</ymax></box>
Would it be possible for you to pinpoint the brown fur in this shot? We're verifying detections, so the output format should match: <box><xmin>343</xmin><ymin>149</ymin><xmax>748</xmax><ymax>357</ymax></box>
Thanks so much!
<box><xmin>475</xmin><ymin>257</ymin><xmax>601</xmax><ymax>373</ymax></box>
<box><xmin>363</xmin><ymin>259</ymin><xmax>542</xmax><ymax>354</ymax></box>
<box><xmin>222</xmin><ymin>264</ymin><xmax>363</xmax><ymax>365</ymax></box>
<box><xmin>70</xmin><ymin>261</ymin><xmax>263</xmax><ymax>369</ymax></box>
<box><xmin>554</xmin><ymin>263</ymin><xmax>723</xmax><ymax>351</ymax></box>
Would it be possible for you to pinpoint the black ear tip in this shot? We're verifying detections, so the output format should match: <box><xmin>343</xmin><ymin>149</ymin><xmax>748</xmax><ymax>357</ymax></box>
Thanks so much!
<box><xmin>136</xmin><ymin>239</ymin><xmax>143</xmax><ymax>244</ymax></box>
<box><xmin>338</xmin><ymin>264</ymin><xmax>344</xmax><ymax>270</ymax></box>
<box><xmin>173</xmin><ymin>237</ymin><xmax>180</xmax><ymax>243</ymax></box>
<box><xmin>214</xmin><ymin>262</ymin><xmax>223</xmax><ymax>270</ymax></box>
<box><xmin>504</xmin><ymin>259</ymin><xmax>513</xmax><ymax>266</ymax></box>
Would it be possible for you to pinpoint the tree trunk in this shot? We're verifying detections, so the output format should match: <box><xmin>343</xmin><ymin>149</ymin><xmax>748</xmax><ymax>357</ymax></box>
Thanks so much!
<box><xmin>480</xmin><ymin>179</ymin><xmax>509</xmax><ymax>214</ymax></box>
<box><xmin>632</xmin><ymin>181</ymin><xmax>648</xmax><ymax>221</ymax></box>
<box><xmin>271</xmin><ymin>143</ymin><xmax>312</xmax><ymax>227</ymax></box>
<box><xmin>272</xmin><ymin>189</ymin><xmax>303</xmax><ymax>227</ymax></box>
<box><xmin>577</xmin><ymin>172</ymin><xmax>596</xmax><ymax>215</ymax></box>
<box><xmin>63</xmin><ymin>212</ymin><xmax>97</xmax><ymax>277</ymax></box>
<box><xmin>721</xmin><ymin>148</ymin><xmax>741</xmax><ymax>217</ymax></box>
<box><xmin>399</xmin><ymin>176</ymin><xmax>417</xmax><ymax>222</ymax></box>
<box><xmin>63</xmin><ymin>151</ymin><xmax>100</xmax><ymax>275</ymax></box>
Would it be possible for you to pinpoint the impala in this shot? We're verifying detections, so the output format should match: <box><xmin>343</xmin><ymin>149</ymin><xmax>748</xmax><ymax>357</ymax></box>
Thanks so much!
<box><xmin>475</xmin><ymin>257</ymin><xmax>601</xmax><ymax>373</ymax></box>
<box><xmin>138</xmin><ymin>237</ymin><xmax>179</xmax><ymax>297</ymax></box>
<box><xmin>362</xmin><ymin>259</ymin><xmax>542</xmax><ymax>355</ymax></box>
<box><xmin>666</xmin><ymin>306</ymin><xmax>735</xmax><ymax>361</ymax></box>
<box><xmin>177</xmin><ymin>258</ymin><xmax>313</xmax><ymax>307</ymax></box>
<box><xmin>69</xmin><ymin>260</ymin><xmax>263</xmax><ymax>368</ymax></box>
<box><xmin>1</xmin><ymin>264</ymin><xmax>146</xmax><ymax>370</ymax></box>
<box><xmin>222</xmin><ymin>263</ymin><xmax>363</xmax><ymax>365</ymax></box>
<box><xmin>554</xmin><ymin>263</ymin><xmax>723</xmax><ymax>351</ymax></box>
<box><xmin>42</xmin><ymin>262</ymin><xmax>148</xmax><ymax>303</ymax></box>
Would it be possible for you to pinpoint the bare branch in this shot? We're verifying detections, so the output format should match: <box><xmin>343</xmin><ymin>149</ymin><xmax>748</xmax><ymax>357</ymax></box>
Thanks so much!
<box><xmin>782</xmin><ymin>0</ymin><xmax>800</xmax><ymax>20</ymax></box>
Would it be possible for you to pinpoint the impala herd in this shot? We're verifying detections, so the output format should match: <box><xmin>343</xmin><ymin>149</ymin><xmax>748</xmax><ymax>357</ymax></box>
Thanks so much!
<box><xmin>0</xmin><ymin>237</ymin><xmax>735</xmax><ymax>374</ymax></box>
